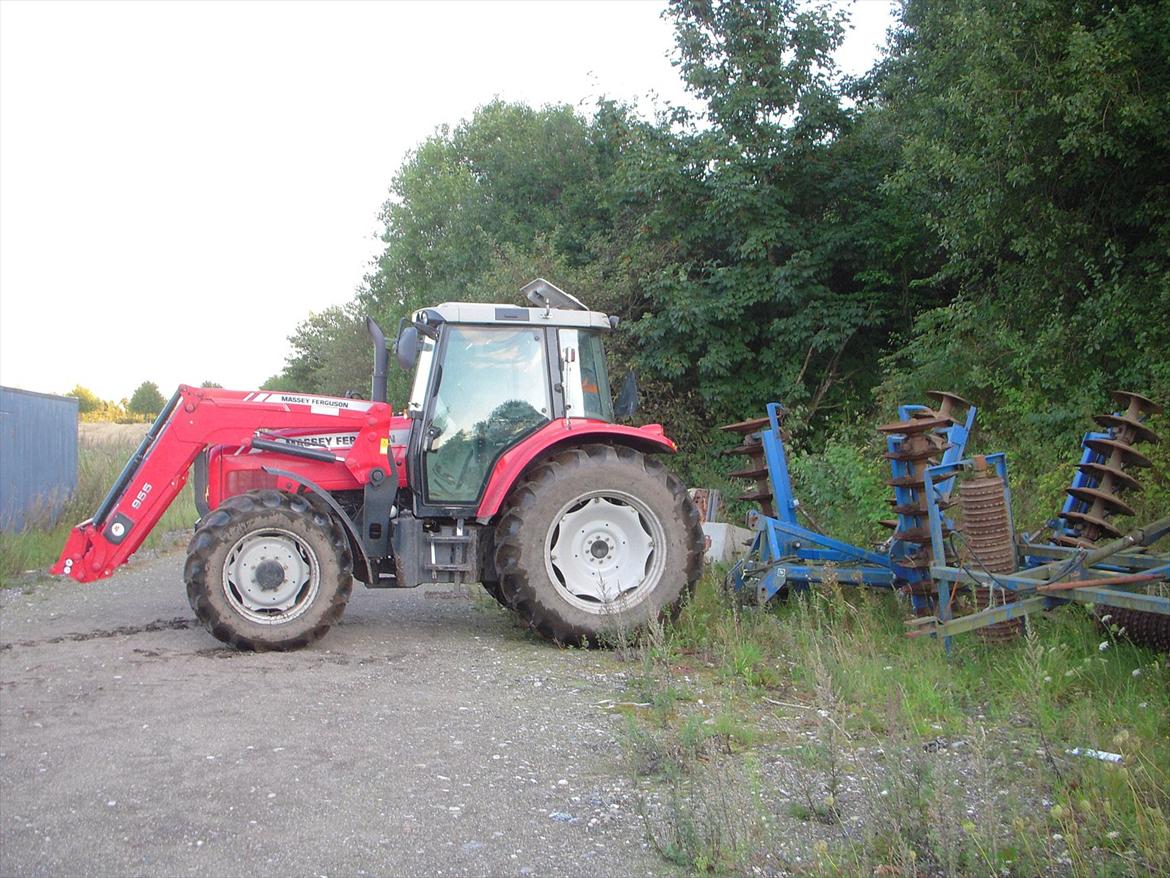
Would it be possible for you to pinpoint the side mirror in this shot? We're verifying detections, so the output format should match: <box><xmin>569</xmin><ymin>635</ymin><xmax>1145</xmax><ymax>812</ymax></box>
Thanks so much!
<box><xmin>614</xmin><ymin>371</ymin><xmax>639</xmax><ymax>419</ymax></box>
<box><xmin>395</xmin><ymin>325</ymin><xmax>421</xmax><ymax>371</ymax></box>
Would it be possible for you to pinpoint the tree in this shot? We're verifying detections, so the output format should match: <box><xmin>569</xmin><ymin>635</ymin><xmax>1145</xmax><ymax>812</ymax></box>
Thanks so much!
<box><xmin>65</xmin><ymin>384</ymin><xmax>101</xmax><ymax>414</ymax></box>
<box><xmin>271</xmin><ymin>100</ymin><xmax>619</xmax><ymax>398</ymax></box>
<box><xmin>608</xmin><ymin>0</ymin><xmax>939</xmax><ymax>426</ymax></box>
<box><xmin>127</xmin><ymin>381</ymin><xmax>165</xmax><ymax>416</ymax></box>
<box><xmin>876</xmin><ymin>0</ymin><xmax>1170</xmax><ymax>419</ymax></box>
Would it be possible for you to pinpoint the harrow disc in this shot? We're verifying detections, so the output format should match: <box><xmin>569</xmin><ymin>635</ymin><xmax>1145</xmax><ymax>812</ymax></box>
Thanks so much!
<box><xmin>1081</xmin><ymin>438</ymin><xmax>1152</xmax><ymax>468</ymax></box>
<box><xmin>1060</xmin><ymin>391</ymin><xmax>1161</xmax><ymax>544</ymax></box>
<box><xmin>1056</xmin><ymin>390</ymin><xmax>1167</xmax><ymax>651</ymax></box>
<box><xmin>1077</xmin><ymin>462</ymin><xmax>1141</xmax><ymax>492</ymax></box>
<box><xmin>925</xmin><ymin>390</ymin><xmax>973</xmax><ymax>425</ymax></box>
<box><xmin>1092</xmin><ymin>414</ymin><xmax>1161</xmax><ymax>446</ymax></box>
<box><xmin>1065</xmin><ymin>487</ymin><xmax>1136</xmax><ymax>518</ymax></box>
<box><xmin>721</xmin><ymin>417</ymin><xmax>777</xmax><ymax>517</ymax></box>
<box><xmin>1109</xmin><ymin>390</ymin><xmax>1163</xmax><ymax>416</ymax></box>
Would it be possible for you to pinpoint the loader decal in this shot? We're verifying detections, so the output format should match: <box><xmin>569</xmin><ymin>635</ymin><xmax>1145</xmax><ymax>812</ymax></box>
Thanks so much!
<box><xmin>242</xmin><ymin>392</ymin><xmax>374</xmax><ymax>413</ymax></box>
<box><xmin>277</xmin><ymin>432</ymin><xmax>359</xmax><ymax>449</ymax></box>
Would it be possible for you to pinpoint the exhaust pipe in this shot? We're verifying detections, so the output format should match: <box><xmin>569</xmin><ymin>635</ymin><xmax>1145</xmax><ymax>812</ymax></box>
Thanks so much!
<box><xmin>367</xmin><ymin>316</ymin><xmax>388</xmax><ymax>403</ymax></box>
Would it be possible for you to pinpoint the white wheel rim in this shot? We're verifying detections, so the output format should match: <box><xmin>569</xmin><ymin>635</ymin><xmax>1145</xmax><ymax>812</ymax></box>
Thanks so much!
<box><xmin>544</xmin><ymin>490</ymin><xmax>667</xmax><ymax>615</ymax></box>
<box><xmin>222</xmin><ymin>528</ymin><xmax>320</xmax><ymax>625</ymax></box>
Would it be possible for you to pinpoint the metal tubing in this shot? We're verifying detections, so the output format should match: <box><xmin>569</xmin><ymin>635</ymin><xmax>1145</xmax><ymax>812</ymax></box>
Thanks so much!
<box><xmin>765</xmin><ymin>517</ymin><xmax>908</xmax><ymax>571</ymax></box>
<box><xmin>1036</xmin><ymin>565</ymin><xmax>1170</xmax><ymax>592</ymax></box>
<box><xmin>93</xmin><ymin>389</ymin><xmax>183</xmax><ymax>528</ymax></box>
<box><xmin>1018</xmin><ymin>542</ymin><xmax>1167</xmax><ymax>571</ymax></box>
<box><xmin>908</xmin><ymin>597</ymin><xmax>1051</xmax><ymax>639</ymax></box>
<box><xmin>1017</xmin><ymin>516</ymin><xmax>1170</xmax><ymax>581</ymax></box>
<box><xmin>1062</xmin><ymin>587</ymin><xmax>1170</xmax><ymax>615</ymax></box>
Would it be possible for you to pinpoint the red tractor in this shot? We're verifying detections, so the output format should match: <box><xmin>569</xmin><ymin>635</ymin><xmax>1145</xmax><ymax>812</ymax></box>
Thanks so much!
<box><xmin>53</xmin><ymin>280</ymin><xmax>704</xmax><ymax>650</ymax></box>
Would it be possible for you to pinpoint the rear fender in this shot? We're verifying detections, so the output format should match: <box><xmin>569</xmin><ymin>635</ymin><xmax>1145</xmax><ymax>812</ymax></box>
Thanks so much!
<box><xmin>475</xmin><ymin>421</ymin><xmax>677</xmax><ymax>521</ymax></box>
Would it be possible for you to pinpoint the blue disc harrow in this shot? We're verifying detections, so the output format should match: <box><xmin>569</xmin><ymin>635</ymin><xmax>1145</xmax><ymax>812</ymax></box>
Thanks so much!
<box><xmin>724</xmin><ymin>392</ymin><xmax>1170</xmax><ymax>651</ymax></box>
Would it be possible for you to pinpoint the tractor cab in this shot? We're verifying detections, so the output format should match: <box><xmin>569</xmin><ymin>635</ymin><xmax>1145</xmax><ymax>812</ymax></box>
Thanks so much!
<box><xmin>394</xmin><ymin>279</ymin><xmax>619</xmax><ymax>511</ymax></box>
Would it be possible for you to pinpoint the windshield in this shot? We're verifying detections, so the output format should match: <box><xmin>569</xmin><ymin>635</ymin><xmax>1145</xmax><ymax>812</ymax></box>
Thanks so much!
<box><xmin>424</xmin><ymin>326</ymin><xmax>551</xmax><ymax>503</ymax></box>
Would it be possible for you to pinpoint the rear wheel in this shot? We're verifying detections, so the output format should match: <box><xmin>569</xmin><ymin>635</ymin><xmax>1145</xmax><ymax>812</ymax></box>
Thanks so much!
<box><xmin>184</xmin><ymin>490</ymin><xmax>352</xmax><ymax>650</ymax></box>
<box><xmin>494</xmin><ymin>444</ymin><xmax>703</xmax><ymax>645</ymax></box>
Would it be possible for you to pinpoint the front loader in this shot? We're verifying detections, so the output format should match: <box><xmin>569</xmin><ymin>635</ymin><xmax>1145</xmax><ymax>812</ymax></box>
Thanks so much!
<box><xmin>53</xmin><ymin>280</ymin><xmax>704</xmax><ymax>650</ymax></box>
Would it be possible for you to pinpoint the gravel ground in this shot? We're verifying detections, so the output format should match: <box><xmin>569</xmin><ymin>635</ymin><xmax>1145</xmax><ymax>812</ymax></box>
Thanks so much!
<box><xmin>0</xmin><ymin>549</ymin><xmax>670</xmax><ymax>878</ymax></box>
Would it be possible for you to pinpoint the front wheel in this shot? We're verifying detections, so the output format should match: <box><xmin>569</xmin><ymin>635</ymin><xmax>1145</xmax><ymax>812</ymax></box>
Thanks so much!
<box><xmin>184</xmin><ymin>490</ymin><xmax>353</xmax><ymax>650</ymax></box>
<box><xmin>494</xmin><ymin>444</ymin><xmax>703</xmax><ymax>645</ymax></box>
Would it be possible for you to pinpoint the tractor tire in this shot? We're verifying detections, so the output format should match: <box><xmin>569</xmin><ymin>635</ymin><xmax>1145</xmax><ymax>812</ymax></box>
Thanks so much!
<box><xmin>494</xmin><ymin>444</ymin><xmax>703</xmax><ymax>645</ymax></box>
<box><xmin>184</xmin><ymin>490</ymin><xmax>353</xmax><ymax>651</ymax></box>
<box><xmin>480</xmin><ymin>580</ymin><xmax>509</xmax><ymax>607</ymax></box>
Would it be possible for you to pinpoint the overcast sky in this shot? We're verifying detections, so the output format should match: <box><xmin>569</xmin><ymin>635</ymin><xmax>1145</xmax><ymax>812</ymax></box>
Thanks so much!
<box><xmin>0</xmin><ymin>0</ymin><xmax>897</xmax><ymax>401</ymax></box>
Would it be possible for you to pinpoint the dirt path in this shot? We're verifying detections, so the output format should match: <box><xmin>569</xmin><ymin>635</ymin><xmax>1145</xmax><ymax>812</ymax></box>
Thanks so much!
<box><xmin>0</xmin><ymin>551</ymin><xmax>668</xmax><ymax>877</ymax></box>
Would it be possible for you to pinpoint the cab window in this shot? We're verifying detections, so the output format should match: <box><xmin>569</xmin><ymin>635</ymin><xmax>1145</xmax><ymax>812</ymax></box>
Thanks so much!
<box><xmin>560</xmin><ymin>329</ymin><xmax>613</xmax><ymax>422</ymax></box>
<box><xmin>424</xmin><ymin>326</ymin><xmax>551</xmax><ymax>504</ymax></box>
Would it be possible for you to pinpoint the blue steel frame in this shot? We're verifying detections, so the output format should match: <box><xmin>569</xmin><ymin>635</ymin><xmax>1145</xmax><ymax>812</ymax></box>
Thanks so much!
<box><xmin>728</xmin><ymin>400</ymin><xmax>976</xmax><ymax>605</ymax></box>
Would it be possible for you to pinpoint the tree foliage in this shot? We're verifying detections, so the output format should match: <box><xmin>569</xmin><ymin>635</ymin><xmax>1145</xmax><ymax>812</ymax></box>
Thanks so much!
<box><xmin>127</xmin><ymin>381</ymin><xmax>165</xmax><ymax>416</ymax></box>
<box><xmin>267</xmin><ymin>0</ymin><xmax>1168</xmax><ymax>484</ymax></box>
<box><xmin>878</xmin><ymin>0</ymin><xmax>1170</xmax><ymax>426</ymax></box>
<box><xmin>66</xmin><ymin>385</ymin><xmax>101</xmax><ymax>414</ymax></box>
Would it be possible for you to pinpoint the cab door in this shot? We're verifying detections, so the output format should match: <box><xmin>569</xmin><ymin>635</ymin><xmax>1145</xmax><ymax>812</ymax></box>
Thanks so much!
<box><xmin>418</xmin><ymin>325</ymin><xmax>553</xmax><ymax>507</ymax></box>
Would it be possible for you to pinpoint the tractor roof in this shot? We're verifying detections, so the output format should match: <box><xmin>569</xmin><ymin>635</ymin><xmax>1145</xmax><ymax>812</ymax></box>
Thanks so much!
<box><xmin>417</xmin><ymin>301</ymin><xmax>614</xmax><ymax>331</ymax></box>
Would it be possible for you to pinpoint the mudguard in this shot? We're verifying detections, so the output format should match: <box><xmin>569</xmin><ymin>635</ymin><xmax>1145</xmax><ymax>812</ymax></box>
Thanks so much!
<box><xmin>475</xmin><ymin>419</ymin><xmax>676</xmax><ymax>520</ymax></box>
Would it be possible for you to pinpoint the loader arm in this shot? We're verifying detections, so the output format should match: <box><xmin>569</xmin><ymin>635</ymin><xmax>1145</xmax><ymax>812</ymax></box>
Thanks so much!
<box><xmin>53</xmin><ymin>385</ymin><xmax>393</xmax><ymax>583</ymax></box>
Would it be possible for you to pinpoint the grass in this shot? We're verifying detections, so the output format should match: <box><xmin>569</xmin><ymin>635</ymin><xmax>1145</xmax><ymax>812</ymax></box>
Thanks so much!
<box><xmin>614</xmin><ymin>569</ymin><xmax>1170</xmax><ymax>876</ymax></box>
<box><xmin>0</xmin><ymin>437</ymin><xmax>199</xmax><ymax>585</ymax></box>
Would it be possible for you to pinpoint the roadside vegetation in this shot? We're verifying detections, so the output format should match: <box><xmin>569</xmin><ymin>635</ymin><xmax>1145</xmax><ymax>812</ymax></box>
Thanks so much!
<box><xmin>605</xmin><ymin>568</ymin><xmax>1168</xmax><ymax>877</ymax></box>
<box><xmin>592</xmin><ymin>428</ymin><xmax>1168</xmax><ymax>876</ymax></box>
<box><xmin>0</xmin><ymin>433</ymin><xmax>198</xmax><ymax>585</ymax></box>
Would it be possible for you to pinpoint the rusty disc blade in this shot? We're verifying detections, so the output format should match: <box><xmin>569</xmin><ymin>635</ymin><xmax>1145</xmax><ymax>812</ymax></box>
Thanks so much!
<box><xmin>1110</xmin><ymin>390</ymin><xmax>1164</xmax><ymax>417</ymax></box>
<box><xmin>1093</xmin><ymin>414</ymin><xmax>1160</xmax><ymax>445</ymax></box>
<box><xmin>1061</xmin><ymin>510</ymin><xmax>1124</xmax><ymax>538</ymax></box>
<box><xmin>876</xmin><ymin>416</ymin><xmax>951</xmax><ymax>435</ymax></box>
<box><xmin>721</xmin><ymin>415</ymin><xmax>772</xmax><ymax>434</ymax></box>
<box><xmin>1066</xmin><ymin>487</ymin><xmax>1135</xmax><ymax>517</ymax></box>
<box><xmin>727</xmin><ymin>465</ymin><xmax>769</xmax><ymax>480</ymax></box>
<box><xmin>889</xmin><ymin>502</ymin><xmax>928</xmax><ymax>516</ymax></box>
<box><xmin>1077</xmin><ymin>462</ymin><xmax>1142</xmax><ymax>492</ymax></box>
<box><xmin>1083</xmin><ymin>438</ymin><xmax>1153</xmax><ymax>468</ymax></box>
<box><xmin>887</xmin><ymin>475</ymin><xmax>926</xmax><ymax>489</ymax></box>
<box><xmin>737</xmin><ymin>489</ymin><xmax>773</xmax><ymax>504</ymax></box>
<box><xmin>724</xmin><ymin>443</ymin><xmax>764</xmax><ymax>457</ymax></box>
<box><xmin>925</xmin><ymin>390</ymin><xmax>973</xmax><ymax>423</ymax></box>
<box><xmin>893</xmin><ymin>527</ymin><xmax>934</xmax><ymax>544</ymax></box>
<box><xmin>883</xmin><ymin>445</ymin><xmax>943</xmax><ymax>462</ymax></box>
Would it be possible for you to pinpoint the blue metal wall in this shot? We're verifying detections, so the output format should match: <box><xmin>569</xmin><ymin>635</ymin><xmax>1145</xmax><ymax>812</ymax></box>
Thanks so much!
<box><xmin>0</xmin><ymin>387</ymin><xmax>78</xmax><ymax>532</ymax></box>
